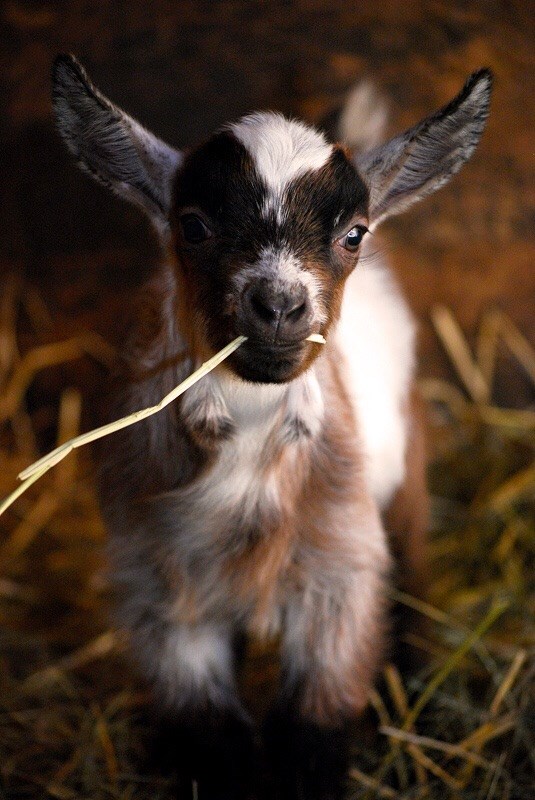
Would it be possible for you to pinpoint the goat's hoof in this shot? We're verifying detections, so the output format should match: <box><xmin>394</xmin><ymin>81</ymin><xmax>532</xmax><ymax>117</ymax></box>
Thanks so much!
<box><xmin>146</xmin><ymin>706</ymin><xmax>257</xmax><ymax>799</ymax></box>
<box><xmin>264</xmin><ymin>708</ymin><xmax>349</xmax><ymax>800</ymax></box>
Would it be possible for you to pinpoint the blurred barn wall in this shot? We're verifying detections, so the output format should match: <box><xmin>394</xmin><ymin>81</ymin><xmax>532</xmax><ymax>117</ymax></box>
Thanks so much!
<box><xmin>1</xmin><ymin>0</ymin><xmax>533</xmax><ymax>412</ymax></box>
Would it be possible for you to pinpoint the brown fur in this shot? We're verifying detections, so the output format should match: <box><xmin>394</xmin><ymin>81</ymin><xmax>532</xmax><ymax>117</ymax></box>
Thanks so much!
<box><xmin>284</xmin><ymin>351</ymin><xmax>391</xmax><ymax>723</ymax></box>
<box><xmin>383</xmin><ymin>389</ymin><xmax>429</xmax><ymax>599</ymax></box>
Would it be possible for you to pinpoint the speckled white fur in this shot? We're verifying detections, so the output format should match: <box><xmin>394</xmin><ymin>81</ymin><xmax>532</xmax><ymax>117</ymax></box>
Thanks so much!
<box><xmin>148</xmin><ymin>623</ymin><xmax>237</xmax><ymax>710</ymax></box>
<box><xmin>230</xmin><ymin>245</ymin><xmax>327</xmax><ymax>325</ymax></box>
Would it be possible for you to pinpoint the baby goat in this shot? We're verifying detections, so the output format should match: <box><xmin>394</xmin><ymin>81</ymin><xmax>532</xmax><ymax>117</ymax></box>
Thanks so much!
<box><xmin>52</xmin><ymin>55</ymin><xmax>492</xmax><ymax>799</ymax></box>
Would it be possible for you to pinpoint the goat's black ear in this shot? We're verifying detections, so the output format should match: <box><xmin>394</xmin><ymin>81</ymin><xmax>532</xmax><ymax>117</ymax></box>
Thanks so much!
<box><xmin>356</xmin><ymin>69</ymin><xmax>493</xmax><ymax>227</ymax></box>
<box><xmin>52</xmin><ymin>54</ymin><xmax>182</xmax><ymax>230</ymax></box>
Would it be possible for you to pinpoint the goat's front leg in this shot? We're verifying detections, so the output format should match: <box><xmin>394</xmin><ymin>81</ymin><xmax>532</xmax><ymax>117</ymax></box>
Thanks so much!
<box><xmin>111</xmin><ymin>542</ymin><xmax>255</xmax><ymax>799</ymax></box>
<box><xmin>122</xmin><ymin>609</ymin><xmax>252</xmax><ymax>798</ymax></box>
<box><xmin>135</xmin><ymin>618</ymin><xmax>255</xmax><ymax>799</ymax></box>
<box><xmin>267</xmin><ymin>523</ymin><xmax>391</xmax><ymax>800</ymax></box>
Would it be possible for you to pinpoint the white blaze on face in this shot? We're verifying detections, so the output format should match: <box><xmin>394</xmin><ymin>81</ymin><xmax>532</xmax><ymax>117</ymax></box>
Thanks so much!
<box><xmin>230</xmin><ymin>112</ymin><xmax>333</xmax><ymax>222</ymax></box>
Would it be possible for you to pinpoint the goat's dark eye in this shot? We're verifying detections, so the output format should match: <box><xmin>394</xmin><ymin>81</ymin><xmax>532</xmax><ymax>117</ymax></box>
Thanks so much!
<box><xmin>180</xmin><ymin>214</ymin><xmax>211</xmax><ymax>244</ymax></box>
<box><xmin>338</xmin><ymin>225</ymin><xmax>368</xmax><ymax>252</ymax></box>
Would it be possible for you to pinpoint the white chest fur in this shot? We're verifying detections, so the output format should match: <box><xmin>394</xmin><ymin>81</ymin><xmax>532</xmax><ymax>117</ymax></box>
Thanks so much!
<box><xmin>180</xmin><ymin>368</ymin><xmax>324</xmax><ymax>530</ymax></box>
<box><xmin>197</xmin><ymin>379</ymin><xmax>287</xmax><ymax>521</ymax></box>
<box><xmin>177</xmin><ymin>377</ymin><xmax>297</xmax><ymax>553</ymax></box>
<box><xmin>336</xmin><ymin>252</ymin><xmax>415</xmax><ymax>508</ymax></box>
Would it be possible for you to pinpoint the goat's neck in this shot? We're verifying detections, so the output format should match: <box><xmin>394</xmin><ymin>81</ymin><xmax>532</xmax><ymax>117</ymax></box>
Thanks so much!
<box><xmin>180</xmin><ymin>363</ymin><xmax>325</xmax><ymax>448</ymax></box>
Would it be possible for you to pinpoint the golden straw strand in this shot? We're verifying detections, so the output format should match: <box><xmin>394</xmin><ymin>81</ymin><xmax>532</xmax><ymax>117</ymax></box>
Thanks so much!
<box><xmin>0</xmin><ymin>333</ymin><xmax>325</xmax><ymax>518</ymax></box>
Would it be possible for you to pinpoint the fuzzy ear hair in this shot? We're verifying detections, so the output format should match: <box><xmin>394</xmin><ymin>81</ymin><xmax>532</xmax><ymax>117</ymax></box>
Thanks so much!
<box><xmin>52</xmin><ymin>54</ymin><xmax>182</xmax><ymax>229</ymax></box>
<box><xmin>355</xmin><ymin>69</ymin><xmax>493</xmax><ymax>227</ymax></box>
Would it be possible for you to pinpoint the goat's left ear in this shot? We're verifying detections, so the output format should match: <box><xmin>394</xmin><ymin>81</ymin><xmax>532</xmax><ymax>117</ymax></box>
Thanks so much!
<box><xmin>52</xmin><ymin>54</ymin><xmax>182</xmax><ymax>231</ymax></box>
<box><xmin>356</xmin><ymin>69</ymin><xmax>493</xmax><ymax>228</ymax></box>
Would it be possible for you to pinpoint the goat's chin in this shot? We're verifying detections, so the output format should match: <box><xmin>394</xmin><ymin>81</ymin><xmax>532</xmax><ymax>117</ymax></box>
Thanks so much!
<box><xmin>227</xmin><ymin>343</ymin><xmax>308</xmax><ymax>384</ymax></box>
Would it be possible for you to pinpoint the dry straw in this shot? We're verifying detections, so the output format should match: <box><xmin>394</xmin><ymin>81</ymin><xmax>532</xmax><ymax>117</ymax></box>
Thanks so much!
<box><xmin>0</xmin><ymin>333</ymin><xmax>325</xmax><ymax>517</ymax></box>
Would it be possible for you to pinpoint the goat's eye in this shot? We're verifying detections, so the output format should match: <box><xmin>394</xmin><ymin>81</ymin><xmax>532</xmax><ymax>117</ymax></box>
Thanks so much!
<box><xmin>180</xmin><ymin>214</ymin><xmax>211</xmax><ymax>244</ymax></box>
<box><xmin>338</xmin><ymin>225</ymin><xmax>368</xmax><ymax>252</ymax></box>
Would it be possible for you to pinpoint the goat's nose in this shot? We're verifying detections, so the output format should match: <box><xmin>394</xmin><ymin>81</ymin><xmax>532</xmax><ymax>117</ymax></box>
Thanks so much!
<box><xmin>242</xmin><ymin>281</ymin><xmax>310</xmax><ymax>340</ymax></box>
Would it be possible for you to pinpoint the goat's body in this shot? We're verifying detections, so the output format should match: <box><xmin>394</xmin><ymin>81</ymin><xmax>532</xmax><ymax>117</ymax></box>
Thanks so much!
<box><xmin>53</xmin><ymin>55</ymin><xmax>491</xmax><ymax>797</ymax></box>
<box><xmin>99</xmin><ymin>241</ymin><xmax>416</xmax><ymax>725</ymax></box>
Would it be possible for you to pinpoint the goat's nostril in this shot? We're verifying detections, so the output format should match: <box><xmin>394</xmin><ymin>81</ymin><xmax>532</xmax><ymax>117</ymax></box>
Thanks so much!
<box><xmin>250</xmin><ymin>292</ymin><xmax>278</xmax><ymax>323</ymax></box>
<box><xmin>286</xmin><ymin>301</ymin><xmax>306</xmax><ymax>321</ymax></box>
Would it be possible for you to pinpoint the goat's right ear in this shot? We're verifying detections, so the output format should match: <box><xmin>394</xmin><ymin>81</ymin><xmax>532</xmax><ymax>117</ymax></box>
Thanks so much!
<box><xmin>52</xmin><ymin>54</ymin><xmax>182</xmax><ymax>230</ymax></box>
<box><xmin>355</xmin><ymin>69</ymin><xmax>493</xmax><ymax>229</ymax></box>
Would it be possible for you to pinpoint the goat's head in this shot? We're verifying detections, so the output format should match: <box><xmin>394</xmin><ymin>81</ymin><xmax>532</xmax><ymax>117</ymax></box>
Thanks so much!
<box><xmin>170</xmin><ymin>115</ymin><xmax>370</xmax><ymax>382</ymax></box>
<box><xmin>52</xmin><ymin>55</ymin><xmax>492</xmax><ymax>383</ymax></box>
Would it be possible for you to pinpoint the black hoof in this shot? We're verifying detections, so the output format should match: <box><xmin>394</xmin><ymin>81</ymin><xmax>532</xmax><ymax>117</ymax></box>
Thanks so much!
<box><xmin>147</xmin><ymin>704</ymin><xmax>258</xmax><ymax>799</ymax></box>
<box><xmin>264</xmin><ymin>707</ymin><xmax>349</xmax><ymax>800</ymax></box>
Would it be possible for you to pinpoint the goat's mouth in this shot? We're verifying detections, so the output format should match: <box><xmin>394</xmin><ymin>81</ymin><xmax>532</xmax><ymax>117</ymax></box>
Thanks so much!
<box><xmin>227</xmin><ymin>338</ymin><xmax>308</xmax><ymax>383</ymax></box>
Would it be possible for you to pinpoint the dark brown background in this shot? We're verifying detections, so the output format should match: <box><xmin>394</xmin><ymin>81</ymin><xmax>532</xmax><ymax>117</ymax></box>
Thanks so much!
<box><xmin>1</xmin><ymin>0</ymin><xmax>533</xmax><ymax>408</ymax></box>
